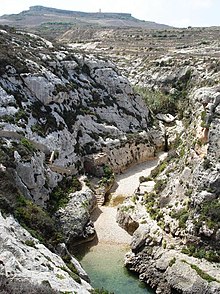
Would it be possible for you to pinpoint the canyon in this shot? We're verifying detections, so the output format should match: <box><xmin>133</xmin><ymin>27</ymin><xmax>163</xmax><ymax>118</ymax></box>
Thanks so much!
<box><xmin>0</xmin><ymin>6</ymin><xmax>220</xmax><ymax>294</ymax></box>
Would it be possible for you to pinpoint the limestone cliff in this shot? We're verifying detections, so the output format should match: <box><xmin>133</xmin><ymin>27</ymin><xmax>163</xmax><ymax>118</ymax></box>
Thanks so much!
<box><xmin>0</xmin><ymin>26</ymin><xmax>158</xmax><ymax>206</ymax></box>
<box><xmin>0</xmin><ymin>25</ymin><xmax>159</xmax><ymax>292</ymax></box>
<box><xmin>116</xmin><ymin>47</ymin><xmax>220</xmax><ymax>293</ymax></box>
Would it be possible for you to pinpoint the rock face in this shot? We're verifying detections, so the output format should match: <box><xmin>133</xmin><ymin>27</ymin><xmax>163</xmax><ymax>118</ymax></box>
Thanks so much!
<box><xmin>125</xmin><ymin>248</ymin><xmax>220</xmax><ymax>294</ymax></box>
<box><xmin>115</xmin><ymin>48</ymin><xmax>220</xmax><ymax>292</ymax></box>
<box><xmin>0</xmin><ymin>26</ymin><xmax>159</xmax><ymax>292</ymax></box>
<box><xmin>1</xmin><ymin>24</ymin><xmax>220</xmax><ymax>294</ymax></box>
<box><xmin>56</xmin><ymin>188</ymin><xmax>97</xmax><ymax>245</ymax></box>
<box><xmin>0</xmin><ymin>27</ymin><xmax>157</xmax><ymax>206</ymax></box>
<box><xmin>0</xmin><ymin>212</ymin><xmax>91</xmax><ymax>293</ymax></box>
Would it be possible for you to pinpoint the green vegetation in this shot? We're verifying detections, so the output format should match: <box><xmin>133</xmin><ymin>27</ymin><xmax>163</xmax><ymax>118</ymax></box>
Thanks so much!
<box><xmin>181</xmin><ymin>244</ymin><xmax>220</xmax><ymax>262</ymax></box>
<box><xmin>120</xmin><ymin>204</ymin><xmax>135</xmax><ymax>212</ymax></box>
<box><xmin>171</xmin><ymin>208</ymin><xmax>189</xmax><ymax>228</ymax></box>
<box><xmin>90</xmin><ymin>289</ymin><xmax>114</xmax><ymax>294</ymax></box>
<box><xmin>182</xmin><ymin>260</ymin><xmax>219</xmax><ymax>283</ymax></box>
<box><xmin>185</xmin><ymin>188</ymin><xmax>193</xmax><ymax>196</ymax></box>
<box><xmin>1</xmin><ymin>114</ymin><xmax>16</xmax><ymax>124</ymax></box>
<box><xmin>60</xmin><ymin>255</ymin><xmax>81</xmax><ymax>284</ymax></box>
<box><xmin>20</xmin><ymin>138</ymin><xmax>36</xmax><ymax>153</ymax></box>
<box><xmin>144</xmin><ymin>192</ymin><xmax>165</xmax><ymax>227</ymax></box>
<box><xmin>29</xmin><ymin>101</ymin><xmax>60</xmax><ymax>136</ymax></box>
<box><xmin>99</xmin><ymin>165</ymin><xmax>115</xmax><ymax>187</ymax></box>
<box><xmin>24</xmin><ymin>239</ymin><xmax>36</xmax><ymax>247</ymax></box>
<box><xmin>56</xmin><ymin>274</ymin><xmax>65</xmax><ymax>280</ymax></box>
<box><xmin>15</xmin><ymin>109</ymin><xmax>29</xmax><ymax>123</ymax></box>
<box><xmin>190</xmin><ymin>264</ymin><xmax>218</xmax><ymax>282</ymax></box>
<box><xmin>203</xmin><ymin>157</ymin><xmax>212</xmax><ymax>170</ymax></box>
<box><xmin>48</xmin><ymin>176</ymin><xmax>82</xmax><ymax>213</ymax></box>
<box><xmin>200</xmin><ymin>110</ymin><xmax>210</xmax><ymax>128</ymax></box>
<box><xmin>169</xmin><ymin>257</ymin><xmax>176</xmax><ymax>266</ymax></box>
<box><xmin>201</xmin><ymin>199</ymin><xmax>220</xmax><ymax>224</ymax></box>
<box><xmin>154</xmin><ymin>179</ymin><xmax>167</xmax><ymax>194</ymax></box>
<box><xmin>194</xmin><ymin>199</ymin><xmax>220</xmax><ymax>231</ymax></box>
<box><xmin>14</xmin><ymin>195</ymin><xmax>63</xmax><ymax>246</ymax></box>
<box><xmin>134</xmin><ymin>86</ymin><xmax>177</xmax><ymax>115</ymax></box>
<box><xmin>139</xmin><ymin>175</ymin><xmax>153</xmax><ymax>183</ymax></box>
<box><xmin>150</xmin><ymin>161</ymin><xmax>168</xmax><ymax>179</ymax></box>
<box><xmin>134</xmin><ymin>72</ymin><xmax>191</xmax><ymax>117</ymax></box>
<box><xmin>0</xmin><ymin>138</ymin><xmax>36</xmax><ymax>167</ymax></box>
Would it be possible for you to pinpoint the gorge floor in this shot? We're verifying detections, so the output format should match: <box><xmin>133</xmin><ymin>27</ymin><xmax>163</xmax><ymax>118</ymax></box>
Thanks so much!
<box><xmin>74</xmin><ymin>154</ymin><xmax>166</xmax><ymax>293</ymax></box>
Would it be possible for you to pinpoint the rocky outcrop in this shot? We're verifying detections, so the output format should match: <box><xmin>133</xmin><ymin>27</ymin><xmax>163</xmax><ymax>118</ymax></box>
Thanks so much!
<box><xmin>56</xmin><ymin>188</ymin><xmax>97</xmax><ymax>246</ymax></box>
<box><xmin>125</xmin><ymin>248</ymin><xmax>220</xmax><ymax>294</ymax></box>
<box><xmin>117</xmin><ymin>209</ymin><xmax>139</xmax><ymax>235</ymax></box>
<box><xmin>0</xmin><ymin>27</ymin><xmax>161</xmax><ymax>292</ymax></box>
<box><xmin>0</xmin><ymin>27</ymin><xmax>158</xmax><ymax>207</ymax></box>
<box><xmin>0</xmin><ymin>212</ymin><xmax>91</xmax><ymax>293</ymax></box>
<box><xmin>115</xmin><ymin>63</ymin><xmax>220</xmax><ymax>292</ymax></box>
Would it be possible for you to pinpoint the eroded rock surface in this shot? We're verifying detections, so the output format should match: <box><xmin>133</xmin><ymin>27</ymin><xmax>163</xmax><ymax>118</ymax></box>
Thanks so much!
<box><xmin>0</xmin><ymin>212</ymin><xmax>91</xmax><ymax>293</ymax></box>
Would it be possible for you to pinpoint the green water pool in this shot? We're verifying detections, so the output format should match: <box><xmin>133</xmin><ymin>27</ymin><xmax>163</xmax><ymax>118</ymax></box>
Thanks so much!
<box><xmin>74</xmin><ymin>241</ymin><xmax>154</xmax><ymax>294</ymax></box>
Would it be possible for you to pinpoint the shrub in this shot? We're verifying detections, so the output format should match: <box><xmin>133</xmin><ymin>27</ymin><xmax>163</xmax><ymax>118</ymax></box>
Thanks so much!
<box><xmin>15</xmin><ymin>195</ymin><xmax>62</xmax><ymax>246</ymax></box>
<box><xmin>24</xmin><ymin>239</ymin><xmax>36</xmax><ymax>247</ymax></box>
<box><xmin>199</xmin><ymin>199</ymin><xmax>220</xmax><ymax>226</ymax></box>
<box><xmin>181</xmin><ymin>245</ymin><xmax>220</xmax><ymax>262</ymax></box>
<box><xmin>48</xmin><ymin>176</ymin><xmax>82</xmax><ymax>213</ymax></box>
<box><xmin>154</xmin><ymin>179</ymin><xmax>167</xmax><ymax>193</ymax></box>
<box><xmin>169</xmin><ymin>257</ymin><xmax>176</xmax><ymax>267</ymax></box>
<box><xmin>0</xmin><ymin>275</ymin><xmax>58</xmax><ymax>294</ymax></box>
<box><xmin>150</xmin><ymin>161</ymin><xmax>167</xmax><ymax>178</ymax></box>
<box><xmin>181</xmin><ymin>261</ymin><xmax>219</xmax><ymax>283</ymax></box>
<box><xmin>99</xmin><ymin>165</ymin><xmax>114</xmax><ymax>186</ymax></box>
<box><xmin>139</xmin><ymin>176</ymin><xmax>147</xmax><ymax>183</ymax></box>
<box><xmin>171</xmin><ymin>208</ymin><xmax>189</xmax><ymax>228</ymax></box>
<box><xmin>133</xmin><ymin>86</ymin><xmax>177</xmax><ymax>115</ymax></box>
<box><xmin>20</xmin><ymin>138</ymin><xmax>36</xmax><ymax>153</ymax></box>
<box><xmin>203</xmin><ymin>158</ymin><xmax>212</xmax><ymax>170</ymax></box>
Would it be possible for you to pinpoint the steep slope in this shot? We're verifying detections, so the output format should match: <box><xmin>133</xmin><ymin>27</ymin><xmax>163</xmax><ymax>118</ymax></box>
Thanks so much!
<box><xmin>113</xmin><ymin>36</ymin><xmax>220</xmax><ymax>293</ymax></box>
<box><xmin>0</xmin><ymin>25</ymin><xmax>160</xmax><ymax>291</ymax></box>
<box><xmin>0</xmin><ymin>25</ymin><xmax>157</xmax><ymax>204</ymax></box>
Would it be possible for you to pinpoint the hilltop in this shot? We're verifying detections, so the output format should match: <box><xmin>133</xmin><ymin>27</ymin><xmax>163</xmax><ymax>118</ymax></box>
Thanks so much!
<box><xmin>0</xmin><ymin>5</ymin><xmax>170</xmax><ymax>39</ymax></box>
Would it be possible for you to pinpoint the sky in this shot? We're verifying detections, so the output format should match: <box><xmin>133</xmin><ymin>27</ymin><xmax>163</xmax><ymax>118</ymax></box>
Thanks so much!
<box><xmin>0</xmin><ymin>0</ymin><xmax>219</xmax><ymax>27</ymax></box>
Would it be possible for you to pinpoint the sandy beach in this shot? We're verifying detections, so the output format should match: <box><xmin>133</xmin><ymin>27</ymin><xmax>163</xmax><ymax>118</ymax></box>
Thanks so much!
<box><xmin>91</xmin><ymin>206</ymin><xmax>131</xmax><ymax>244</ymax></box>
<box><xmin>91</xmin><ymin>152</ymin><xmax>166</xmax><ymax>245</ymax></box>
<box><xmin>110</xmin><ymin>152</ymin><xmax>167</xmax><ymax>197</ymax></box>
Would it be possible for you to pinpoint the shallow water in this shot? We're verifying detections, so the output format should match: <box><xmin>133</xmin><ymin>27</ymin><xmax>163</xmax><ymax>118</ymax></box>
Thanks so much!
<box><xmin>75</xmin><ymin>241</ymin><xmax>154</xmax><ymax>294</ymax></box>
<box><xmin>73</xmin><ymin>156</ymin><xmax>166</xmax><ymax>293</ymax></box>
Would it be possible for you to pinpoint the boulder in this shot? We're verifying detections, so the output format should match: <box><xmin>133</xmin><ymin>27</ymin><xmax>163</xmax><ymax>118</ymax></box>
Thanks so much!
<box><xmin>116</xmin><ymin>208</ymin><xmax>139</xmax><ymax>235</ymax></box>
<box><xmin>55</xmin><ymin>189</ymin><xmax>97</xmax><ymax>245</ymax></box>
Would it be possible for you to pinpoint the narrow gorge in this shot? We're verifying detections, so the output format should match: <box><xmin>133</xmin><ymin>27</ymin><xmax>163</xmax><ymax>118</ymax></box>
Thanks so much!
<box><xmin>0</xmin><ymin>15</ymin><xmax>220</xmax><ymax>294</ymax></box>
